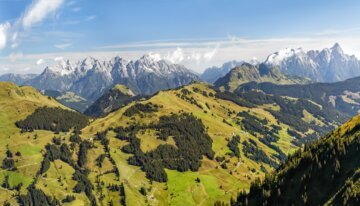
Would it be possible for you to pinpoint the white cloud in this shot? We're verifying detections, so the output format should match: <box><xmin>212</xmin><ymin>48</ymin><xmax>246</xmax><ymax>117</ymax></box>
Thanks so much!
<box><xmin>164</xmin><ymin>48</ymin><xmax>184</xmax><ymax>63</ymax></box>
<box><xmin>2</xmin><ymin>67</ymin><xmax>9</xmax><ymax>72</ymax></box>
<box><xmin>54</xmin><ymin>43</ymin><xmax>72</xmax><ymax>50</ymax></box>
<box><xmin>203</xmin><ymin>48</ymin><xmax>217</xmax><ymax>60</ymax></box>
<box><xmin>36</xmin><ymin>58</ymin><xmax>45</xmax><ymax>65</ymax></box>
<box><xmin>22</xmin><ymin>0</ymin><xmax>65</xmax><ymax>29</ymax></box>
<box><xmin>54</xmin><ymin>56</ymin><xmax>64</xmax><ymax>62</ymax></box>
<box><xmin>148</xmin><ymin>53</ymin><xmax>162</xmax><ymax>62</ymax></box>
<box><xmin>11</xmin><ymin>32</ymin><xmax>19</xmax><ymax>48</ymax></box>
<box><xmin>3</xmin><ymin>36</ymin><xmax>360</xmax><ymax>74</ymax></box>
<box><xmin>0</xmin><ymin>22</ymin><xmax>10</xmax><ymax>50</ymax></box>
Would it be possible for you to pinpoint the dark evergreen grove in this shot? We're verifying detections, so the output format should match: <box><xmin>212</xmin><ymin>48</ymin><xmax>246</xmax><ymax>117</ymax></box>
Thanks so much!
<box><xmin>114</xmin><ymin>113</ymin><xmax>214</xmax><ymax>182</ymax></box>
<box><xmin>234</xmin><ymin>129</ymin><xmax>360</xmax><ymax>206</ymax></box>
<box><xmin>123</xmin><ymin>102</ymin><xmax>159</xmax><ymax>117</ymax></box>
<box><xmin>242</xmin><ymin>140</ymin><xmax>277</xmax><ymax>168</ymax></box>
<box><xmin>34</xmin><ymin>131</ymin><xmax>97</xmax><ymax>205</ymax></box>
<box><xmin>15</xmin><ymin>106</ymin><xmax>89</xmax><ymax>132</ymax></box>
<box><xmin>18</xmin><ymin>185</ymin><xmax>60</xmax><ymax>206</ymax></box>
<box><xmin>227</xmin><ymin>135</ymin><xmax>241</xmax><ymax>158</ymax></box>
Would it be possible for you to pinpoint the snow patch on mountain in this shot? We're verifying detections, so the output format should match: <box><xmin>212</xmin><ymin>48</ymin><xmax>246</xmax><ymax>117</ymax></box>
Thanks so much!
<box><xmin>264</xmin><ymin>43</ymin><xmax>360</xmax><ymax>82</ymax></box>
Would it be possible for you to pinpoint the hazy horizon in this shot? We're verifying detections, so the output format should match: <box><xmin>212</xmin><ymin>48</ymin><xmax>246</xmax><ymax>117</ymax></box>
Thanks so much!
<box><xmin>1</xmin><ymin>0</ymin><xmax>360</xmax><ymax>74</ymax></box>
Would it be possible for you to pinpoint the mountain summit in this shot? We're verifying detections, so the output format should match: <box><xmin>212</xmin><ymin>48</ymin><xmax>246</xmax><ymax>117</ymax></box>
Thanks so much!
<box><xmin>25</xmin><ymin>55</ymin><xmax>199</xmax><ymax>100</ymax></box>
<box><xmin>264</xmin><ymin>43</ymin><xmax>360</xmax><ymax>82</ymax></box>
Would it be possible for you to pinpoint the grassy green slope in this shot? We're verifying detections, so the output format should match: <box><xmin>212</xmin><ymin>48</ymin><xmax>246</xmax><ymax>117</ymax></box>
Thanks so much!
<box><xmin>0</xmin><ymin>82</ymin><xmax>72</xmax><ymax>205</ymax></box>
<box><xmin>0</xmin><ymin>82</ymin><xmax>340</xmax><ymax>206</ymax></box>
<box><xmin>214</xmin><ymin>63</ymin><xmax>310</xmax><ymax>92</ymax></box>
<box><xmin>79</xmin><ymin>83</ymin><xmax>330</xmax><ymax>205</ymax></box>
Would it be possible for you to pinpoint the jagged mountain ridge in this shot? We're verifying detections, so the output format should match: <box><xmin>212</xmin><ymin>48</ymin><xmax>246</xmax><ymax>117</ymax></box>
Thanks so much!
<box><xmin>201</xmin><ymin>43</ymin><xmax>360</xmax><ymax>84</ymax></box>
<box><xmin>24</xmin><ymin>55</ymin><xmax>199</xmax><ymax>101</ymax></box>
<box><xmin>265</xmin><ymin>43</ymin><xmax>360</xmax><ymax>82</ymax></box>
<box><xmin>0</xmin><ymin>73</ymin><xmax>37</xmax><ymax>85</ymax></box>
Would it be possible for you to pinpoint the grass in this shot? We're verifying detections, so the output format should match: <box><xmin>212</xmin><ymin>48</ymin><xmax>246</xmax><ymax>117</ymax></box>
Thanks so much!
<box><xmin>80</xmin><ymin>83</ymin><xmax>306</xmax><ymax>205</ymax></box>
<box><xmin>0</xmin><ymin>82</ymin><xmax>71</xmax><ymax>204</ymax></box>
<box><xmin>0</xmin><ymin>82</ymin><xmax>330</xmax><ymax>205</ymax></box>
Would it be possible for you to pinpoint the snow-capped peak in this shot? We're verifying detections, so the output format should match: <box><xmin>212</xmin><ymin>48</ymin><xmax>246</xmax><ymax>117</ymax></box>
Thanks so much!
<box><xmin>263</xmin><ymin>43</ymin><xmax>360</xmax><ymax>82</ymax></box>
<box><xmin>330</xmin><ymin>42</ymin><xmax>344</xmax><ymax>55</ymax></box>
<box><xmin>265</xmin><ymin>47</ymin><xmax>305</xmax><ymax>66</ymax></box>
<box><xmin>249</xmin><ymin>57</ymin><xmax>259</xmax><ymax>66</ymax></box>
<box><xmin>141</xmin><ymin>53</ymin><xmax>162</xmax><ymax>62</ymax></box>
<box><xmin>46</xmin><ymin>59</ymin><xmax>75</xmax><ymax>76</ymax></box>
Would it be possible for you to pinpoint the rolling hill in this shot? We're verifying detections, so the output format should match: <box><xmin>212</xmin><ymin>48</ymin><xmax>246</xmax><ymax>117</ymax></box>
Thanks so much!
<box><xmin>84</xmin><ymin>84</ymin><xmax>142</xmax><ymax>117</ymax></box>
<box><xmin>0</xmin><ymin>82</ymin><xmax>88</xmax><ymax>205</ymax></box>
<box><xmin>214</xmin><ymin>63</ymin><xmax>309</xmax><ymax>92</ymax></box>
<box><xmin>0</xmin><ymin>81</ymin><xmax>353</xmax><ymax>205</ymax></box>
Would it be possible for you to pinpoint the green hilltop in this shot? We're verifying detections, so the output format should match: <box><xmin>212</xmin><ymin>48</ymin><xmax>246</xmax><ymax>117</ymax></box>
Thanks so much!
<box><xmin>0</xmin><ymin>81</ymin><xmax>354</xmax><ymax>205</ymax></box>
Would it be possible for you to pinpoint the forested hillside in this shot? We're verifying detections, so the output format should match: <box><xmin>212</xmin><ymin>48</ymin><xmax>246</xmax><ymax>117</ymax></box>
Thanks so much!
<box><xmin>237</xmin><ymin>76</ymin><xmax>360</xmax><ymax>117</ymax></box>
<box><xmin>233</xmin><ymin>114</ymin><xmax>360</xmax><ymax>206</ymax></box>
<box><xmin>0</xmin><ymin>82</ymin><xmax>354</xmax><ymax>205</ymax></box>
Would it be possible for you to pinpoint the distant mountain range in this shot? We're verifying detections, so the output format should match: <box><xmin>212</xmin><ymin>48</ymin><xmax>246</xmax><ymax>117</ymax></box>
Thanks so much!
<box><xmin>1</xmin><ymin>55</ymin><xmax>198</xmax><ymax>101</ymax></box>
<box><xmin>202</xmin><ymin>43</ymin><xmax>360</xmax><ymax>83</ymax></box>
<box><xmin>265</xmin><ymin>43</ymin><xmax>360</xmax><ymax>82</ymax></box>
<box><xmin>0</xmin><ymin>73</ymin><xmax>37</xmax><ymax>85</ymax></box>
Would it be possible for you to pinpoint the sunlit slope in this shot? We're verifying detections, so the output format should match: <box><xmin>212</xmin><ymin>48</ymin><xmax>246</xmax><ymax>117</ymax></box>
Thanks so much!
<box><xmin>0</xmin><ymin>82</ymin><xmax>338</xmax><ymax>205</ymax></box>
<box><xmin>0</xmin><ymin>82</ymin><xmax>71</xmax><ymax>204</ymax></box>
<box><xmin>80</xmin><ymin>83</ymin><xmax>329</xmax><ymax>205</ymax></box>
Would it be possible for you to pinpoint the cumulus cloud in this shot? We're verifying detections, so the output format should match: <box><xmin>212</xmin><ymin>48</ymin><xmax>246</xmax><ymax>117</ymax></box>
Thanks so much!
<box><xmin>164</xmin><ymin>48</ymin><xmax>184</xmax><ymax>63</ymax></box>
<box><xmin>148</xmin><ymin>53</ymin><xmax>162</xmax><ymax>62</ymax></box>
<box><xmin>36</xmin><ymin>58</ymin><xmax>45</xmax><ymax>65</ymax></box>
<box><xmin>203</xmin><ymin>48</ymin><xmax>217</xmax><ymax>60</ymax></box>
<box><xmin>0</xmin><ymin>0</ymin><xmax>65</xmax><ymax>53</ymax></box>
<box><xmin>54</xmin><ymin>56</ymin><xmax>64</xmax><ymax>62</ymax></box>
<box><xmin>54</xmin><ymin>43</ymin><xmax>72</xmax><ymax>50</ymax></box>
<box><xmin>0</xmin><ymin>22</ymin><xmax>10</xmax><ymax>51</ymax></box>
<box><xmin>22</xmin><ymin>0</ymin><xmax>65</xmax><ymax>29</ymax></box>
<box><xmin>152</xmin><ymin>47</ymin><xmax>218</xmax><ymax>65</ymax></box>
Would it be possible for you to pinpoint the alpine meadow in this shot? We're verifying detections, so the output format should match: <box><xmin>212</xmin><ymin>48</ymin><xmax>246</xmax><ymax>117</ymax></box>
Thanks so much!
<box><xmin>0</xmin><ymin>0</ymin><xmax>359</xmax><ymax>206</ymax></box>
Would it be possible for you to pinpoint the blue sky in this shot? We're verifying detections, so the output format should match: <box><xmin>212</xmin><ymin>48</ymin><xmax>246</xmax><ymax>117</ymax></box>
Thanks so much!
<box><xmin>1</xmin><ymin>0</ymin><xmax>360</xmax><ymax>73</ymax></box>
